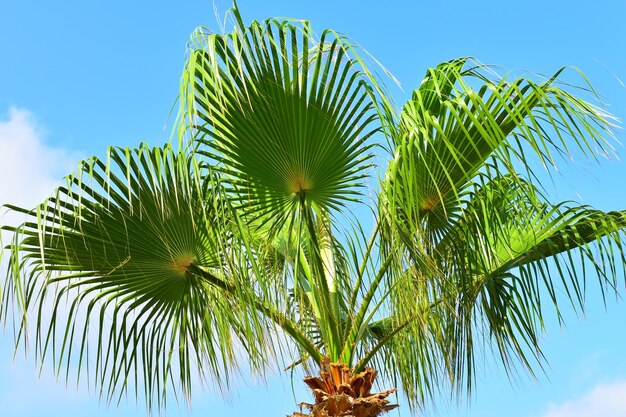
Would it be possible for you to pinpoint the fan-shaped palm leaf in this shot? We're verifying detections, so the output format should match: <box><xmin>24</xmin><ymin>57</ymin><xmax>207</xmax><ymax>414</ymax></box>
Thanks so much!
<box><xmin>383</xmin><ymin>58</ymin><xmax>615</xmax><ymax>252</ymax></box>
<box><xmin>375</xmin><ymin>174</ymin><xmax>626</xmax><ymax>408</ymax></box>
<box><xmin>181</xmin><ymin>9</ymin><xmax>380</xmax><ymax>229</ymax></box>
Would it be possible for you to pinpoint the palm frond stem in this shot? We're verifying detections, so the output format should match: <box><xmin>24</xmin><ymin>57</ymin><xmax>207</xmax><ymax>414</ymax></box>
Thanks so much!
<box><xmin>354</xmin><ymin>298</ymin><xmax>445</xmax><ymax>373</ymax></box>
<box><xmin>301</xmin><ymin>200</ymin><xmax>342</xmax><ymax>361</ymax></box>
<box><xmin>348</xmin><ymin>220</ymin><xmax>381</xmax><ymax>313</ymax></box>
<box><xmin>187</xmin><ymin>264</ymin><xmax>323</xmax><ymax>364</ymax></box>
<box><xmin>340</xmin><ymin>250</ymin><xmax>396</xmax><ymax>366</ymax></box>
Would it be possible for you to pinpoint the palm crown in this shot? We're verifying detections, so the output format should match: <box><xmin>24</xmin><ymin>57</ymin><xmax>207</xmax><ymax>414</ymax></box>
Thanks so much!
<box><xmin>2</xmin><ymin>5</ymin><xmax>625</xmax><ymax>416</ymax></box>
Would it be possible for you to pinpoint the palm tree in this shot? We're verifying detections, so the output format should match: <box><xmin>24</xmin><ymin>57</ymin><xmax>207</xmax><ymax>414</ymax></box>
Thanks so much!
<box><xmin>2</xmin><ymin>5</ymin><xmax>625</xmax><ymax>416</ymax></box>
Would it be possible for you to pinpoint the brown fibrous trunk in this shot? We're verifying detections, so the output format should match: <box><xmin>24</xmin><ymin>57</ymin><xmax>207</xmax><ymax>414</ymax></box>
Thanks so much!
<box><xmin>290</xmin><ymin>358</ymin><xmax>398</xmax><ymax>417</ymax></box>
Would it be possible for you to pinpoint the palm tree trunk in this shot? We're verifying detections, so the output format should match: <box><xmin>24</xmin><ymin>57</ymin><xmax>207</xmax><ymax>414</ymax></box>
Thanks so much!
<box><xmin>291</xmin><ymin>358</ymin><xmax>398</xmax><ymax>417</ymax></box>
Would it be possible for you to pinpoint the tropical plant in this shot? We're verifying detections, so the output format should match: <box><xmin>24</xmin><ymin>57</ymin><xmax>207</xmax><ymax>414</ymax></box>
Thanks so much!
<box><xmin>2</xmin><ymin>5</ymin><xmax>625</xmax><ymax>417</ymax></box>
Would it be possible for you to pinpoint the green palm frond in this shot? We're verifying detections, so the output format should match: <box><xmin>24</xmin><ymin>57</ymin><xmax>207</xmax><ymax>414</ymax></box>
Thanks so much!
<box><xmin>375</xmin><ymin>174</ymin><xmax>626</xmax><ymax>408</ymax></box>
<box><xmin>180</xmin><ymin>9</ymin><xmax>380</xmax><ymax>228</ymax></box>
<box><xmin>440</xmin><ymin>175</ymin><xmax>624</xmax><ymax>384</ymax></box>
<box><xmin>0</xmin><ymin>144</ymin><xmax>297</xmax><ymax>408</ymax></box>
<box><xmin>383</xmin><ymin>58</ymin><xmax>616</xmax><ymax>252</ymax></box>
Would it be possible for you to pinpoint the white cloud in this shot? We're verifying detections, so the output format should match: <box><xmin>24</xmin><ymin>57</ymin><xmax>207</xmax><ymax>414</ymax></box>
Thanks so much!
<box><xmin>0</xmin><ymin>107</ymin><xmax>81</xmax><ymax>222</ymax></box>
<box><xmin>0</xmin><ymin>107</ymin><xmax>89</xmax><ymax>411</ymax></box>
<box><xmin>0</xmin><ymin>107</ymin><xmax>156</xmax><ymax>415</ymax></box>
<box><xmin>537</xmin><ymin>381</ymin><xmax>626</xmax><ymax>417</ymax></box>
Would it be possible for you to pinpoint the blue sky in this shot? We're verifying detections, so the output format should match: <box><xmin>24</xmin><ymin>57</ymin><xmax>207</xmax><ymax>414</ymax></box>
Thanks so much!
<box><xmin>1</xmin><ymin>0</ymin><xmax>626</xmax><ymax>416</ymax></box>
